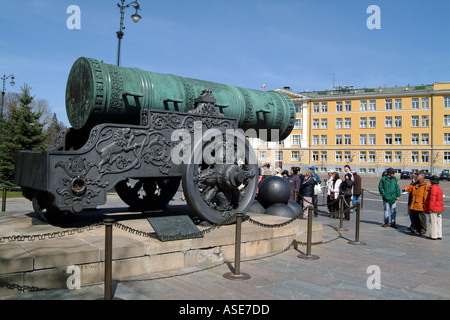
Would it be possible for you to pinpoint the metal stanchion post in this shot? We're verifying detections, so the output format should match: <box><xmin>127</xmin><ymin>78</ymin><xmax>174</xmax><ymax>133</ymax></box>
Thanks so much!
<box><xmin>104</xmin><ymin>218</ymin><xmax>115</xmax><ymax>300</ymax></box>
<box><xmin>361</xmin><ymin>189</ymin><xmax>364</xmax><ymax>210</ymax></box>
<box><xmin>335</xmin><ymin>196</ymin><xmax>348</xmax><ymax>231</ymax></box>
<box><xmin>1</xmin><ymin>188</ymin><xmax>6</xmax><ymax>212</ymax></box>
<box><xmin>298</xmin><ymin>206</ymin><xmax>319</xmax><ymax>260</ymax></box>
<box><xmin>223</xmin><ymin>212</ymin><xmax>251</xmax><ymax>280</ymax></box>
<box><xmin>348</xmin><ymin>202</ymin><xmax>366</xmax><ymax>246</ymax></box>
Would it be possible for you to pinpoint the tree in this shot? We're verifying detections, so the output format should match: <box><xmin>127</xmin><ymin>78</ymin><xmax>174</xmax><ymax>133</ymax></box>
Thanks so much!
<box><xmin>44</xmin><ymin>113</ymin><xmax>67</xmax><ymax>149</ymax></box>
<box><xmin>0</xmin><ymin>84</ymin><xmax>47</xmax><ymax>185</ymax></box>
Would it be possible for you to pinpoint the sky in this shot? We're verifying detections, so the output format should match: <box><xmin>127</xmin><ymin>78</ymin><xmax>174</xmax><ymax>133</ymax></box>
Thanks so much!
<box><xmin>1</xmin><ymin>0</ymin><xmax>450</xmax><ymax>127</ymax></box>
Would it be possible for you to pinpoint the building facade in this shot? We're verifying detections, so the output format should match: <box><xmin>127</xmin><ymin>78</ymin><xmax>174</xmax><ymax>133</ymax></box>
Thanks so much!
<box><xmin>250</xmin><ymin>82</ymin><xmax>450</xmax><ymax>175</ymax></box>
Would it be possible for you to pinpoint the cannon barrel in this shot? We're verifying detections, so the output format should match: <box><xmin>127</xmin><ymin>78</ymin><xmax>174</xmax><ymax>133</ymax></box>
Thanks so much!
<box><xmin>66</xmin><ymin>57</ymin><xmax>295</xmax><ymax>140</ymax></box>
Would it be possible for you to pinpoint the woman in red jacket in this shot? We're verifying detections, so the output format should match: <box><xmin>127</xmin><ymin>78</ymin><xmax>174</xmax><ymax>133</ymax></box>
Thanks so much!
<box><xmin>424</xmin><ymin>176</ymin><xmax>445</xmax><ymax>240</ymax></box>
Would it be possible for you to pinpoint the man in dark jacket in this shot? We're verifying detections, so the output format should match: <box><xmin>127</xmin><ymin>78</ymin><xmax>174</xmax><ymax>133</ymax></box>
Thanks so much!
<box><xmin>340</xmin><ymin>172</ymin><xmax>354</xmax><ymax>220</ymax></box>
<box><xmin>301</xmin><ymin>169</ymin><xmax>316</xmax><ymax>219</ymax></box>
<box><xmin>378</xmin><ymin>167</ymin><xmax>401</xmax><ymax>228</ymax></box>
<box><xmin>352</xmin><ymin>170</ymin><xmax>362</xmax><ymax>212</ymax></box>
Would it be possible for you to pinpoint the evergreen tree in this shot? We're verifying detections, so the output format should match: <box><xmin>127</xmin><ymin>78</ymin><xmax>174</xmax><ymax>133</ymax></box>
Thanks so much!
<box><xmin>0</xmin><ymin>84</ymin><xmax>47</xmax><ymax>185</ymax></box>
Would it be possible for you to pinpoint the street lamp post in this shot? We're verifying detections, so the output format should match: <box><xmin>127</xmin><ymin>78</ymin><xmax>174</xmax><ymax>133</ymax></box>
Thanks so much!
<box><xmin>116</xmin><ymin>0</ymin><xmax>142</xmax><ymax>66</ymax></box>
<box><xmin>1</xmin><ymin>73</ymin><xmax>15</xmax><ymax>141</ymax></box>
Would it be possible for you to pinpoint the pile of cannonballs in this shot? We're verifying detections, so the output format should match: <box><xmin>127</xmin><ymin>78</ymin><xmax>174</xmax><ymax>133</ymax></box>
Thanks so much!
<box><xmin>249</xmin><ymin>176</ymin><xmax>302</xmax><ymax>218</ymax></box>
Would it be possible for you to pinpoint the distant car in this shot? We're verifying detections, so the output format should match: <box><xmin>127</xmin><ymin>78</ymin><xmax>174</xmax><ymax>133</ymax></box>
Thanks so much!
<box><xmin>400</xmin><ymin>171</ymin><xmax>413</xmax><ymax>180</ymax></box>
<box><xmin>424</xmin><ymin>172</ymin><xmax>433</xmax><ymax>179</ymax></box>
<box><xmin>440</xmin><ymin>170</ymin><xmax>450</xmax><ymax>181</ymax></box>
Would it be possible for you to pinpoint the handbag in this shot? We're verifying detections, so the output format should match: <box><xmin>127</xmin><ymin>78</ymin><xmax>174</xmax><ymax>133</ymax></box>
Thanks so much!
<box><xmin>314</xmin><ymin>184</ymin><xmax>322</xmax><ymax>195</ymax></box>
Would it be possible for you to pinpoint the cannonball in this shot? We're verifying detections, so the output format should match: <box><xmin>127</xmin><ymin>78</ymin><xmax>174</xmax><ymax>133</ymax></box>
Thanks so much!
<box><xmin>264</xmin><ymin>203</ymin><xmax>297</xmax><ymax>218</ymax></box>
<box><xmin>287</xmin><ymin>201</ymin><xmax>303</xmax><ymax>216</ymax></box>
<box><xmin>248</xmin><ymin>200</ymin><xmax>266</xmax><ymax>214</ymax></box>
<box><xmin>258</xmin><ymin>176</ymin><xmax>290</xmax><ymax>208</ymax></box>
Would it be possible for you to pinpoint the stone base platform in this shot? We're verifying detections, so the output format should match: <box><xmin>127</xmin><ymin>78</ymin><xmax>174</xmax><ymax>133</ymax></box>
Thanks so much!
<box><xmin>0</xmin><ymin>197</ymin><xmax>322</xmax><ymax>293</ymax></box>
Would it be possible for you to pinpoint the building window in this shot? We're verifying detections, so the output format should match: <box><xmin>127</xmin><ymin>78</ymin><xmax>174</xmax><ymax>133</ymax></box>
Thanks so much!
<box><xmin>422</xmin><ymin>152</ymin><xmax>429</xmax><ymax>163</ymax></box>
<box><xmin>313</xmin><ymin>103</ymin><xmax>320</xmax><ymax>113</ymax></box>
<box><xmin>294</xmin><ymin>118</ymin><xmax>302</xmax><ymax>129</ymax></box>
<box><xmin>395</xmin><ymin>151</ymin><xmax>402</xmax><ymax>163</ymax></box>
<box><xmin>412</xmin><ymin>151</ymin><xmax>419</xmax><ymax>163</ymax></box>
<box><xmin>321</xmin><ymin>102</ymin><xmax>328</xmax><ymax>113</ymax></box>
<box><xmin>291</xmin><ymin>151</ymin><xmax>300</xmax><ymax>162</ymax></box>
<box><xmin>312</xmin><ymin>151</ymin><xmax>319</xmax><ymax>162</ymax></box>
<box><xmin>313</xmin><ymin>119</ymin><xmax>319</xmax><ymax>129</ymax></box>
<box><xmin>345</xmin><ymin>101</ymin><xmax>352</xmax><ymax>112</ymax></box>
<box><xmin>385</xmin><ymin>99</ymin><xmax>393</xmax><ymax>110</ymax></box>
<box><xmin>344</xmin><ymin>151</ymin><xmax>351</xmax><ymax>162</ymax></box>
<box><xmin>292</xmin><ymin>134</ymin><xmax>302</xmax><ymax>146</ymax></box>
<box><xmin>412</xmin><ymin>98</ymin><xmax>419</xmax><ymax>109</ymax></box>
<box><xmin>444</xmin><ymin>97</ymin><xmax>450</xmax><ymax>109</ymax></box>
<box><xmin>395</xmin><ymin>116</ymin><xmax>402</xmax><ymax>128</ymax></box>
<box><xmin>336</xmin><ymin>118</ymin><xmax>342</xmax><ymax>129</ymax></box>
<box><xmin>336</xmin><ymin>135</ymin><xmax>342</xmax><ymax>145</ymax></box>
<box><xmin>295</xmin><ymin>103</ymin><xmax>302</xmax><ymax>113</ymax></box>
<box><xmin>360</xmin><ymin>117</ymin><xmax>367</xmax><ymax>128</ymax></box>
<box><xmin>336</xmin><ymin>101</ymin><xmax>343</xmax><ymax>112</ymax></box>
<box><xmin>321</xmin><ymin>151</ymin><xmax>327</xmax><ymax>163</ymax></box>
<box><xmin>344</xmin><ymin>118</ymin><xmax>351</xmax><ymax>129</ymax></box>
<box><xmin>369</xmin><ymin>151</ymin><xmax>376</xmax><ymax>163</ymax></box>
<box><xmin>385</xmin><ymin>151</ymin><xmax>392</xmax><ymax>163</ymax></box>
<box><xmin>444</xmin><ymin>115</ymin><xmax>450</xmax><ymax>127</ymax></box>
<box><xmin>259</xmin><ymin>151</ymin><xmax>267</xmax><ymax>162</ymax></box>
<box><xmin>422</xmin><ymin>97</ymin><xmax>429</xmax><ymax>109</ymax></box>
<box><xmin>313</xmin><ymin>135</ymin><xmax>319</xmax><ymax>145</ymax></box>
<box><xmin>395</xmin><ymin>99</ymin><xmax>402</xmax><ymax>110</ymax></box>
<box><xmin>275</xmin><ymin>151</ymin><xmax>283</xmax><ymax>161</ymax></box>
<box><xmin>385</xmin><ymin>134</ymin><xmax>392</xmax><ymax>145</ymax></box>
<box><xmin>369</xmin><ymin>134</ymin><xmax>376</xmax><ymax>145</ymax></box>
<box><xmin>422</xmin><ymin>115</ymin><xmax>429</xmax><ymax>127</ymax></box>
<box><xmin>360</xmin><ymin>100</ymin><xmax>367</xmax><ymax>111</ymax></box>
<box><xmin>411</xmin><ymin>116</ymin><xmax>419</xmax><ymax>127</ymax></box>
<box><xmin>385</xmin><ymin>116</ymin><xmax>392</xmax><ymax>128</ymax></box>
<box><xmin>336</xmin><ymin>151</ymin><xmax>342</xmax><ymax>162</ymax></box>
<box><xmin>421</xmin><ymin>133</ymin><xmax>429</xmax><ymax>145</ymax></box>
<box><xmin>445</xmin><ymin>133</ymin><xmax>450</xmax><ymax>145</ymax></box>
<box><xmin>360</xmin><ymin>134</ymin><xmax>367</xmax><ymax>145</ymax></box>
<box><xmin>360</xmin><ymin>151</ymin><xmax>367</xmax><ymax>163</ymax></box>
<box><xmin>321</xmin><ymin>118</ymin><xmax>328</xmax><ymax>129</ymax></box>
<box><xmin>412</xmin><ymin>134</ymin><xmax>419</xmax><ymax>145</ymax></box>
<box><xmin>321</xmin><ymin>135</ymin><xmax>328</xmax><ymax>145</ymax></box>
<box><xmin>394</xmin><ymin>134</ymin><xmax>402</xmax><ymax>145</ymax></box>
<box><xmin>444</xmin><ymin>152</ymin><xmax>450</xmax><ymax>164</ymax></box>
<box><xmin>369</xmin><ymin>100</ymin><xmax>376</xmax><ymax>111</ymax></box>
<box><xmin>369</xmin><ymin>117</ymin><xmax>376</xmax><ymax>128</ymax></box>
<box><xmin>344</xmin><ymin>135</ymin><xmax>351</xmax><ymax>145</ymax></box>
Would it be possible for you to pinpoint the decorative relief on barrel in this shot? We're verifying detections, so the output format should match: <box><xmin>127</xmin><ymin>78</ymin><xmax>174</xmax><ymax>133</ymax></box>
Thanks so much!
<box><xmin>105</xmin><ymin>64</ymin><xmax>124</xmax><ymax>110</ymax></box>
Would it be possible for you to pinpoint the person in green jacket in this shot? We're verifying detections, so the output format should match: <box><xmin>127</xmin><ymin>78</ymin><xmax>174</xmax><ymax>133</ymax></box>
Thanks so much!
<box><xmin>378</xmin><ymin>168</ymin><xmax>401</xmax><ymax>228</ymax></box>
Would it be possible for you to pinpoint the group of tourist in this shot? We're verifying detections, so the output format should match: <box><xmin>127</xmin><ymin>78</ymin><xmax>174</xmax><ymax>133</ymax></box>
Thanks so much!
<box><xmin>380</xmin><ymin>169</ymin><xmax>445</xmax><ymax>240</ymax></box>
<box><xmin>324</xmin><ymin>165</ymin><xmax>362</xmax><ymax>221</ymax></box>
<box><xmin>259</xmin><ymin>163</ymin><xmax>445</xmax><ymax>240</ymax></box>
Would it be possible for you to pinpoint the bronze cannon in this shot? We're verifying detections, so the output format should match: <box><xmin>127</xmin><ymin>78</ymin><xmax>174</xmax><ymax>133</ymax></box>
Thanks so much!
<box><xmin>15</xmin><ymin>58</ymin><xmax>295</xmax><ymax>224</ymax></box>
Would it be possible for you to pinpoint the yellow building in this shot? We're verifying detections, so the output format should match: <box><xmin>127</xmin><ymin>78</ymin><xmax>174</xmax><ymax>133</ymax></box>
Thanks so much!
<box><xmin>251</xmin><ymin>82</ymin><xmax>450</xmax><ymax>176</ymax></box>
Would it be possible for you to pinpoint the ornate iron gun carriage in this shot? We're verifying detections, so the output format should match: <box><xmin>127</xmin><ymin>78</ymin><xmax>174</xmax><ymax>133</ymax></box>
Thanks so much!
<box><xmin>15</xmin><ymin>57</ymin><xmax>295</xmax><ymax>224</ymax></box>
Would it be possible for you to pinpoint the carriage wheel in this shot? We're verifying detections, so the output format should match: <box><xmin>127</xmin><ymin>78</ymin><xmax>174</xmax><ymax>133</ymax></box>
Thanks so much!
<box><xmin>115</xmin><ymin>177</ymin><xmax>181</xmax><ymax>211</ymax></box>
<box><xmin>182</xmin><ymin>131</ymin><xmax>258</xmax><ymax>225</ymax></box>
<box><xmin>32</xmin><ymin>191</ymin><xmax>62</xmax><ymax>222</ymax></box>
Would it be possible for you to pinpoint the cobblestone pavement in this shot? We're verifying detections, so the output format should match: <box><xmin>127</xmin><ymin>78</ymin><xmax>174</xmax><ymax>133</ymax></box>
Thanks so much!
<box><xmin>1</xmin><ymin>192</ymin><xmax>449</xmax><ymax>303</ymax></box>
